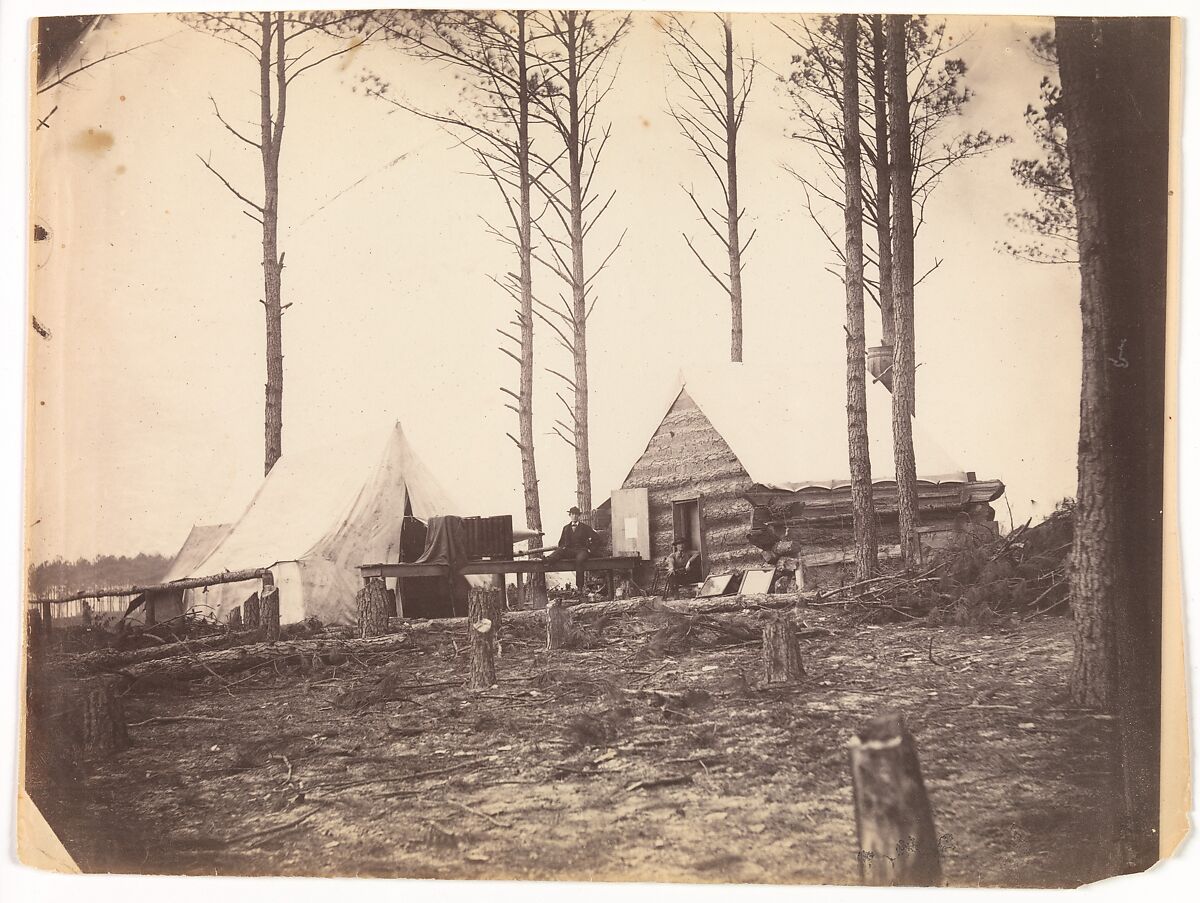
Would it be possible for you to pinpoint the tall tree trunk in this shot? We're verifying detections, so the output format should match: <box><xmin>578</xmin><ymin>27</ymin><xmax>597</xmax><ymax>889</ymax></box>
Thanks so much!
<box><xmin>515</xmin><ymin>12</ymin><xmax>546</xmax><ymax>605</ymax></box>
<box><xmin>885</xmin><ymin>15</ymin><xmax>921</xmax><ymax>569</ymax></box>
<box><xmin>260</xmin><ymin>13</ymin><xmax>286</xmax><ymax>476</ymax></box>
<box><xmin>841</xmin><ymin>14</ymin><xmax>878</xmax><ymax>582</ymax></box>
<box><xmin>565</xmin><ymin>13</ymin><xmax>592</xmax><ymax>514</ymax></box>
<box><xmin>1057</xmin><ymin>16</ymin><xmax>1169</xmax><ymax>872</ymax></box>
<box><xmin>870</xmin><ymin>15</ymin><xmax>895</xmax><ymax>349</ymax></box>
<box><xmin>723</xmin><ymin>14</ymin><xmax>744</xmax><ymax>363</ymax></box>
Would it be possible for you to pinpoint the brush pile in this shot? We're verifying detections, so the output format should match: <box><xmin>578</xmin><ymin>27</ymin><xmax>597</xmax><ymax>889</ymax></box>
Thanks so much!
<box><xmin>825</xmin><ymin>501</ymin><xmax>1075</xmax><ymax>625</ymax></box>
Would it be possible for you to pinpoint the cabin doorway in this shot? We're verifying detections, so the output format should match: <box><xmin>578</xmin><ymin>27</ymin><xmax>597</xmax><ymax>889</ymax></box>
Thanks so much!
<box><xmin>672</xmin><ymin>496</ymin><xmax>705</xmax><ymax>570</ymax></box>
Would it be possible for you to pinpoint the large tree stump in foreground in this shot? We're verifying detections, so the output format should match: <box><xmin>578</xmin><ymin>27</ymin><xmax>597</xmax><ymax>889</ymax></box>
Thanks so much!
<box><xmin>761</xmin><ymin>610</ymin><xmax>804</xmax><ymax>684</ymax></box>
<box><xmin>261</xmin><ymin>587</ymin><xmax>281</xmax><ymax>643</ymax></box>
<box><xmin>468</xmin><ymin>587</ymin><xmax>502</xmax><ymax>689</ymax></box>
<box><xmin>227</xmin><ymin>607</ymin><xmax>243</xmax><ymax>629</ymax></box>
<box><xmin>546</xmin><ymin>599</ymin><xmax>572</xmax><ymax>649</ymax></box>
<box><xmin>848</xmin><ymin>713</ymin><xmax>942</xmax><ymax>886</ymax></box>
<box><xmin>357</xmin><ymin>577</ymin><xmax>389</xmax><ymax>639</ymax></box>
<box><xmin>243</xmin><ymin>593</ymin><xmax>261</xmax><ymax>630</ymax></box>
<box><xmin>80</xmin><ymin>676</ymin><xmax>129</xmax><ymax>758</ymax></box>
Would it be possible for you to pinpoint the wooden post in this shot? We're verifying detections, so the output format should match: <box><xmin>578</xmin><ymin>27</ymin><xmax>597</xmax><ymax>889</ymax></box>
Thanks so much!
<box><xmin>145</xmin><ymin>595</ymin><xmax>157</xmax><ymax>627</ymax></box>
<box><xmin>261</xmin><ymin>586</ymin><xmax>280</xmax><ymax>643</ymax></box>
<box><xmin>80</xmin><ymin>676</ymin><xmax>129</xmax><ymax>758</ymax></box>
<box><xmin>506</xmin><ymin>583</ymin><xmax>519</xmax><ymax>611</ymax></box>
<box><xmin>244</xmin><ymin>593</ymin><xmax>261</xmax><ymax>630</ymax></box>
<box><xmin>468</xmin><ymin>587</ymin><xmax>501</xmax><ymax>689</ymax></box>
<box><xmin>848</xmin><ymin>713</ymin><xmax>942</xmax><ymax>886</ymax></box>
<box><xmin>357</xmin><ymin>577</ymin><xmax>389</xmax><ymax>638</ymax></box>
<box><xmin>228</xmin><ymin>607</ymin><xmax>243</xmax><ymax>629</ymax></box>
<box><xmin>40</xmin><ymin>601</ymin><xmax>52</xmax><ymax>640</ymax></box>
<box><xmin>761</xmin><ymin>610</ymin><xmax>804</xmax><ymax>684</ymax></box>
<box><xmin>546</xmin><ymin>599</ymin><xmax>572</xmax><ymax>650</ymax></box>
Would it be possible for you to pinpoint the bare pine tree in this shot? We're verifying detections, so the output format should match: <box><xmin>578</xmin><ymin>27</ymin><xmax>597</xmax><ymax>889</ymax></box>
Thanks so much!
<box><xmin>189</xmin><ymin>12</ymin><xmax>375</xmax><ymax>475</ymax></box>
<box><xmin>368</xmin><ymin>11</ymin><xmax>548</xmax><ymax>601</ymax></box>
<box><xmin>527</xmin><ymin>10</ymin><xmax>630</xmax><ymax>515</ymax></box>
<box><xmin>784</xmin><ymin>16</ymin><xmax>1009</xmax><ymax>370</ymax></box>
<box><xmin>663</xmin><ymin>13</ymin><xmax>757</xmax><ymax>362</ymax></box>
<box><xmin>839</xmin><ymin>13</ymin><xmax>878</xmax><ymax>580</ymax></box>
<box><xmin>885</xmin><ymin>13</ymin><xmax>921</xmax><ymax>569</ymax></box>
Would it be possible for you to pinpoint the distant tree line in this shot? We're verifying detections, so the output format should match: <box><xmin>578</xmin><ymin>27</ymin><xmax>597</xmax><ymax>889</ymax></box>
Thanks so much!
<box><xmin>27</xmin><ymin>553</ymin><xmax>170</xmax><ymax>598</ymax></box>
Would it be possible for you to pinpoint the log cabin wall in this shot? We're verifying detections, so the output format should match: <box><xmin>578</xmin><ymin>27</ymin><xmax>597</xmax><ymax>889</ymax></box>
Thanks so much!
<box><xmin>619</xmin><ymin>390</ymin><xmax>760</xmax><ymax>577</ymax></box>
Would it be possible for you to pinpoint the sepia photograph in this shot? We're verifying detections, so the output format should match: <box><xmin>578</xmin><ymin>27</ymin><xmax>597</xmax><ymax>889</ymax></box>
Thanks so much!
<box><xmin>7</xmin><ymin>1</ymin><xmax>1190</xmax><ymax>895</ymax></box>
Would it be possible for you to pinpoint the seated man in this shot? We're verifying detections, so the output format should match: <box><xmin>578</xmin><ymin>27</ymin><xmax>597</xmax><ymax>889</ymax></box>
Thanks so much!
<box><xmin>548</xmin><ymin>506</ymin><xmax>599</xmax><ymax>596</ymax></box>
<box><xmin>664</xmin><ymin>538</ymin><xmax>702</xmax><ymax>598</ymax></box>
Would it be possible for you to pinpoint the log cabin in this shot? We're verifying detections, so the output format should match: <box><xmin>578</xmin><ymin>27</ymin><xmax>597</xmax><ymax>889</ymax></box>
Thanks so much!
<box><xmin>593</xmin><ymin>364</ymin><xmax>1005</xmax><ymax>588</ymax></box>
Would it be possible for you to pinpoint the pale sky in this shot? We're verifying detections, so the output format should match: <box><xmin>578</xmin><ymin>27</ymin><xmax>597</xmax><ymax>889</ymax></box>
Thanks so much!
<box><xmin>27</xmin><ymin>8</ymin><xmax>1084</xmax><ymax>563</ymax></box>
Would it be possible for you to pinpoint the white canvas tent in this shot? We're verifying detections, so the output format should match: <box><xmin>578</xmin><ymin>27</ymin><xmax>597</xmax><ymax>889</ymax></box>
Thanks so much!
<box><xmin>127</xmin><ymin>522</ymin><xmax>233</xmax><ymax>625</ymax></box>
<box><xmin>183</xmin><ymin>422</ymin><xmax>470</xmax><ymax>625</ymax></box>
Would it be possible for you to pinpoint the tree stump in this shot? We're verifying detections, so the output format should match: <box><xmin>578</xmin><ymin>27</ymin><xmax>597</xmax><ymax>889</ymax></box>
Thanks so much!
<box><xmin>243</xmin><ymin>593</ymin><xmax>261</xmax><ymax>630</ymax></box>
<box><xmin>80</xmin><ymin>676</ymin><xmax>129</xmax><ymax>758</ymax></box>
<box><xmin>545</xmin><ymin>599</ymin><xmax>572</xmax><ymax>649</ymax></box>
<box><xmin>468</xmin><ymin>587</ymin><xmax>502</xmax><ymax>689</ymax></box>
<box><xmin>848</xmin><ymin>713</ymin><xmax>942</xmax><ymax>886</ymax></box>
<box><xmin>261</xmin><ymin>587</ymin><xmax>281</xmax><ymax>643</ymax></box>
<box><xmin>357</xmin><ymin>577</ymin><xmax>389</xmax><ymax>638</ymax></box>
<box><xmin>761</xmin><ymin>610</ymin><xmax>804</xmax><ymax>684</ymax></box>
<box><xmin>228</xmin><ymin>607</ymin><xmax>243</xmax><ymax>629</ymax></box>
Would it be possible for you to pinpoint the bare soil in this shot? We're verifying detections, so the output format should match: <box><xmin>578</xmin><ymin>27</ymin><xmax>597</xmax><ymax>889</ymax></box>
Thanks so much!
<box><xmin>26</xmin><ymin>604</ymin><xmax>1121</xmax><ymax>887</ymax></box>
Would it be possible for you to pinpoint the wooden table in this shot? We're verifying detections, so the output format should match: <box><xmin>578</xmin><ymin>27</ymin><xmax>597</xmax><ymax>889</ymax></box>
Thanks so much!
<box><xmin>359</xmin><ymin>556</ymin><xmax>643</xmax><ymax>605</ymax></box>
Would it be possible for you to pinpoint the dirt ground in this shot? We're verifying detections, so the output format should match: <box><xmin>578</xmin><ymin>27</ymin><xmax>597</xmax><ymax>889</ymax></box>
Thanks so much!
<box><xmin>26</xmin><ymin>602</ymin><xmax>1122</xmax><ymax>887</ymax></box>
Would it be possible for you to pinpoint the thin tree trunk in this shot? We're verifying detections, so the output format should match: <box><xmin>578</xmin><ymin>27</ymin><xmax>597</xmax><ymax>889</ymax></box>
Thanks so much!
<box><xmin>841</xmin><ymin>14</ymin><xmax>878</xmax><ymax>582</ymax></box>
<box><xmin>885</xmin><ymin>15</ymin><xmax>921</xmax><ymax>569</ymax></box>
<box><xmin>724</xmin><ymin>14</ymin><xmax>744</xmax><ymax>363</ymax></box>
<box><xmin>515</xmin><ymin>13</ymin><xmax>547</xmax><ymax>607</ymax></box>
<box><xmin>1057</xmin><ymin>16</ymin><xmax>1169</xmax><ymax>872</ymax></box>
<box><xmin>260</xmin><ymin>13</ymin><xmax>285</xmax><ymax>476</ymax></box>
<box><xmin>871</xmin><ymin>15</ymin><xmax>895</xmax><ymax>349</ymax></box>
<box><xmin>565</xmin><ymin>14</ymin><xmax>592</xmax><ymax>515</ymax></box>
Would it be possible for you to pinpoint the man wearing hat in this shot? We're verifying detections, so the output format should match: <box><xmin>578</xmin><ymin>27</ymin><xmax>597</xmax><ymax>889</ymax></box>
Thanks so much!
<box><xmin>549</xmin><ymin>506</ymin><xmax>600</xmax><ymax>595</ymax></box>
<box><xmin>665</xmin><ymin>537</ymin><xmax>702</xmax><ymax>598</ymax></box>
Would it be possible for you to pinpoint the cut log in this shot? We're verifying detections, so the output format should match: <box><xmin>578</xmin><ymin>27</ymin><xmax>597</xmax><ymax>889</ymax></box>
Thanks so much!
<box><xmin>80</xmin><ymin>675</ymin><xmax>129</xmax><ymax>757</ymax></box>
<box><xmin>848</xmin><ymin>713</ymin><xmax>942</xmax><ymax>886</ymax></box>
<box><xmin>761</xmin><ymin>610</ymin><xmax>804</xmax><ymax>685</ymax></box>
<box><xmin>468</xmin><ymin>587</ymin><xmax>502</xmax><ymax>689</ymax></box>
<box><xmin>228</xmin><ymin>607</ymin><xmax>243</xmax><ymax>629</ymax></box>
<box><xmin>357</xmin><ymin>577</ymin><xmax>389</xmax><ymax>639</ymax></box>
<box><xmin>54</xmin><ymin>629</ymin><xmax>261</xmax><ymax>673</ymax></box>
<box><xmin>389</xmin><ymin>591</ymin><xmax>815</xmax><ymax>632</ymax></box>
<box><xmin>98</xmin><ymin>632</ymin><xmax>413</xmax><ymax>682</ymax></box>
<box><xmin>261</xmin><ymin>587</ymin><xmax>280</xmax><ymax>643</ymax></box>
<box><xmin>243</xmin><ymin>593</ymin><xmax>261</xmax><ymax>630</ymax></box>
<box><xmin>546</xmin><ymin>599</ymin><xmax>572</xmax><ymax>649</ymax></box>
<box><xmin>29</xmin><ymin>567</ymin><xmax>270</xmax><ymax>605</ymax></box>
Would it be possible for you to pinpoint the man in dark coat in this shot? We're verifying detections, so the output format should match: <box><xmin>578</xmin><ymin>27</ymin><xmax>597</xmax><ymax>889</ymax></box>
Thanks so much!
<box><xmin>549</xmin><ymin>506</ymin><xmax>599</xmax><ymax>595</ymax></box>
